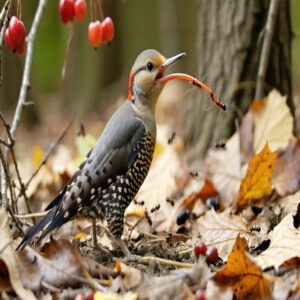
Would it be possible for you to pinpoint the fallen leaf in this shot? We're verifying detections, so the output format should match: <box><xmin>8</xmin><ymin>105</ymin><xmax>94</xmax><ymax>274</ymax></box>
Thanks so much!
<box><xmin>0</xmin><ymin>208</ymin><xmax>36</xmax><ymax>299</ymax></box>
<box><xmin>112</xmin><ymin>262</ymin><xmax>141</xmax><ymax>292</ymax></box>
<box><xmin>255</xmin><ymin>214</ymin><xmax>300</xmax><ymax>270</ymax></box>
<box><xmin>214</xmin><ymin>235</ymin><xmax>271</xmax><ymax>300</ymax></box>
<box><xmin>176</xmin><ymin>179</ymin><xmax>218</xmax><ymax>213</ymax></box>
<box><xmin>205</xmin><ymin>133</ymin><xmax>243</xmax><ymax>207</ymax></box>
<box><xmin>273</xmin><ymin>140</ymin><xmax>300</xmax><ymax>196</ymax></box>
<box><xmin>253</xmin><ymin>89</ymin><xmax>295</xmax><ymax>153</ymax></box>
<box><xmin>18</xmin><ymin>239</ymin><xmax>115</xmax><ymax>291</ymax></box>
<box><xmin>233</xmin><ymin>143</ymin><xmax>276</xmax><ymax>211</ymax></box>
<box><xmin>32</xmin><ymin>145</ymin><xmax>44</xmax><ymax>168</ymax></box>
<box><xmin>276</xmin><ymin>191</ymin><xmax>300</xmax><ymax>218</ymax></box>
<box><xmin>139</xmin><ymin>261</ymin><xmax>211</xmax><ymax>299</ymax></box>
<box><xmin>195</xmin><ymin>209</ymin><xmax>253</xmax><ymax>260</ymax></box>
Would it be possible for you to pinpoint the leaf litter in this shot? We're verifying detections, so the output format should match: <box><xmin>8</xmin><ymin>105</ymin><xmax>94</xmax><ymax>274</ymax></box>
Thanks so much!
<box><xmin>4</xmin><ymin>89</ymin><xmax>300</xmax><ymax>299</ymax></box>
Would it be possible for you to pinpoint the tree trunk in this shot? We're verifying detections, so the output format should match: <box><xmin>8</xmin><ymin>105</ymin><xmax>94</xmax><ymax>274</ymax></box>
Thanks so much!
<box><xmin>183</xmin><ymin>0</ymin><xmax>292</xmax><ymax>159</ymax></box>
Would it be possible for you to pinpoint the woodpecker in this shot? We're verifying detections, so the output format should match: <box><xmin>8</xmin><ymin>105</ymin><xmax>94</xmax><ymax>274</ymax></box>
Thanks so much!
<box><xmin>18</xmin><ymin>49</ymin><xmax>225</xmax><ymax>254</ymax></box>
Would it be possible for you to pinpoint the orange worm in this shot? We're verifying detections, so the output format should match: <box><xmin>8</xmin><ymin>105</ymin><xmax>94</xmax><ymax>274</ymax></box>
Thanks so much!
<box><xmin>159</xmin><ymin>73</ymin><xmax>226</xmax><ymax>111</ymax></box>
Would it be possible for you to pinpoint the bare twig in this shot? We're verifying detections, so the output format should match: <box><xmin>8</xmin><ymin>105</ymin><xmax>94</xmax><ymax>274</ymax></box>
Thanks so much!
<box><xmin>0</xmin><ymin>0</ymin><xmax>10</xmax><ymax>28</ymax></box>
<box><xmin>1</xmin><ymin>0</ymin><xmax>48</xmax><ymax>208</ymax></box>
<box><xmin>255</xmin><ymin>0</ymin><xmax>281</xmax><ymax>100</ymax></box>
<box><xmin>0</xmin><ymin>146</ymin><xmax>14</xmax><ymax>206</ymax></box>
<box><xmin>140</xmin><ymin>256</ymin><xmax>194</xmax><ymax>268</ymax></box>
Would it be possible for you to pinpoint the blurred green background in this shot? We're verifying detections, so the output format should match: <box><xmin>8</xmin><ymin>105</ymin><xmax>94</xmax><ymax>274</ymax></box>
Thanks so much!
<box><xmin>0</xmin><ymin>0</ymin><xmax>300</xmax><ymax>127</ymax></box>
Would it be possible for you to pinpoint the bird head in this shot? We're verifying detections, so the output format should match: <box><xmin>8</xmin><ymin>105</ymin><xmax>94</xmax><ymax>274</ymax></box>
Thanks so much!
<box><xmin>128</xmin><ymin>49</ymin><xmax>185</xmax><ymax>110</ymax></box>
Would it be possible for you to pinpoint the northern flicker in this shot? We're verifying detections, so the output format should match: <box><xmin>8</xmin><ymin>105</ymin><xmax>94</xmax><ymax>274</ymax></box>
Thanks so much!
<box><xmin>17</xmin><ymin>49</ymin><xmax>224</xmax><ymax>254</ymax></box>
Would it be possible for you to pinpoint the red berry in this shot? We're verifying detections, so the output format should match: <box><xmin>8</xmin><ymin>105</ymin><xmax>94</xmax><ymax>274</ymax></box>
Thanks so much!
<box><xmin>16</xmin><ymin>41</ymin><xmax>26</xmax><ymax>56</ymax></box>
<box><xmin>59</xmin><ymin>0</ymin><xmax>75</xmax><ymax>24</ymax></box>
<box><xmin>88</xmin><ymin>21</ymin><xmax>102</xmax><ymax>49</ymax></box>
<box><xmin>5</xmin><ymin>28</ymin><xmax>13</xmax><ymax>50</ymax></box>
<box><xmin>205</xmin><ymin>246</ymin><xmax>218</xmax><ymax>264</ymax></box>
<box><xmin>195</xmin><ymin>289</ymin><xmax>206</xmax><ymax>300</ymax></box>
<box><xmin>102</xmin><ymin>17</ymin><xmax>115</xmax><ymax>43</ymax></box>
<box><xmin>194</xmin><ymin>240</ymin><xmax>207</xmax><ymax>258</ymax></box>
<box><xmin>8</xmin><ymin>16</ymin><xmax>25</xmax><ymax>51</ymax></box>
<box><xmin>74</xmin><ymin>0</ymin><xmax>86</xmax><ymax>21</ymax></box>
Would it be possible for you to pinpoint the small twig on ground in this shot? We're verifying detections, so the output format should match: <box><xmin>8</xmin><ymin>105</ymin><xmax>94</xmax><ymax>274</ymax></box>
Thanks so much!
<box><xmin>140</xmin><ymin>256</ymin><xmax>194</xmax><ymax>268</ymax></box>
<box><xmin>255</xmin><ymin>0</ymin><xmax>281</xmax><ymax>100</ymax></box>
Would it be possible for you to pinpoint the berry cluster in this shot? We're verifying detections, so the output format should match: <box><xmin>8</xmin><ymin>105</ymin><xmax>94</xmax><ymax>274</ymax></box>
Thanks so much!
<box><xmin>88</xmin><ymin>16</ymin><xmax>114</xmax><ymax>48</ymax></box>
<box><xmin>59</xmin><ymin>0</ymin><xmax>87</xmax><ymax>23</ymax></box>
<box><xmin>5</xmin><ymin>16</ymin><xmax>26</xmax><ymax>56</ymax></box>
<box><xmin>59</xmin><ymin>0</ymin><xmax>115</xmax><ymax>49</ymax></box>
<box><xmin>194</xmin><ymin>240</ymin><xmax>219</xmax><ymax>264</ymax></box>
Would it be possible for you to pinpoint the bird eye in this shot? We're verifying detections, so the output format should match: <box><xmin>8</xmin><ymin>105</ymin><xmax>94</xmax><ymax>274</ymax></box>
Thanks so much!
<box><xmin>146</xmin><ymin>62</ymin><xmax>154</xmax><ymax>71</ymax></box>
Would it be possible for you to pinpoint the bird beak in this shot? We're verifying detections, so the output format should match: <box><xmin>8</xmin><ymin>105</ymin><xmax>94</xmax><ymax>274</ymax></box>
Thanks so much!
<box><xmin>156</xmin><ymin>53</ymin><xmax>186</xmax><ymax>81</ymax></box>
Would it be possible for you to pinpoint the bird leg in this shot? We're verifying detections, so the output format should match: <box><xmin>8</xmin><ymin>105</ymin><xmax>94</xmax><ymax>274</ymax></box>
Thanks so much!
<box><xmin>90</xmin><ymin>219</ymin><xmax>111</xmax><ymax>255</ymax></box>
<box><xmin>91</xmin><ymin>218</ymin><xmax>98</xmax><ymax>249</ymax></box>
<box><xmin>102</xmin><ymin>226</ymin><xmax>141</xmax><ymax>261</ymax></box>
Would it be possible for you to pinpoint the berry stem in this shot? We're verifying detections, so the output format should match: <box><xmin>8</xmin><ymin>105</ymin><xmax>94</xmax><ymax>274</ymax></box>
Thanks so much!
<box><xmin>89</xmin><ymin>0</ymin><xmax>92</xmax><ymax>22</ymax></box>
<box><xmin>61</xmin><ymin>22</ymin><xmax>74</xmax><ymax>80</ymax></box>
<box><xmin>93</xmin><ymin>0</ymin><xmax>96</xmax><ymax>21</ymax></box>
<box><xmin>96</xmin><ymin>0</ymin><xmax>104</xmax><ymax>20</ymax></box>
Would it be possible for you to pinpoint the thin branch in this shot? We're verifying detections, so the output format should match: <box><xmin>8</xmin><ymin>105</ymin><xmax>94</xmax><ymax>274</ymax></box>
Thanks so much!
<box><xmin>10</xmin><ymin>0</ymin><xmax>48</xmax><ymax>138</ymax></box>
<box><xmin>255</xmin><ymin>0</ymin><xmax>281</xmax><ymax>100</ymax></box>
<box><xmin>0</xmin><ymin>0</ymin><xmax>48</xmax><ymax>207</ymax></box>
<box><xmin>0</xmin><ymin>146</ymin><xmax>14</xmax><ymax>207</ymax></box>
<box><xmin>0</xmin><ymin>0</ymin><xmax>10</xmax><ymax>28</ymax></box>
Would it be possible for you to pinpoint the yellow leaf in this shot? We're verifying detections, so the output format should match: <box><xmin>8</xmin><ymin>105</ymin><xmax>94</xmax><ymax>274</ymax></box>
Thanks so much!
<box><xmin>233</xmin><ymin>143</ymin><xmax>276</xmax><ymax>211</ymax></box>
<box><xmin>214</xmin><ymin>235</ymin><xmax>271</xmax><ymax>300</ymax></box>
<box><xmin>126</xmin><ymin>209</ymin><xmax>145</xmax><ymax>218</ymax></box>
<box><xmin>153</xmin><ymin>142</ymin><xmax>165</xmax><ymax>159</ymax></box>
<box><xmin>253</xmin><ymin>89</ymin><xmax>295</xmax><ymax>153</ymax></box>
<box><xmin>33</xmin><ymin>145</ymin><xmax>44</xmax><ymax>168</ymax></box>
<box><xmin>73</xmin><ymin>232</ymin><xmax>87</xmax><ymax>240</ymax></box>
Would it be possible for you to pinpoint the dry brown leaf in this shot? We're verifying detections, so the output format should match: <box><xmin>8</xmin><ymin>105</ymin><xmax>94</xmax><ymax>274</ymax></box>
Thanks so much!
<box><xmin>233</xmin><ymin>143</ymin><xmax>276</xmax><ymax>211</ymax></box>
<box><xmin>18</xmin><ymin>239</ymin><xmax>115</xmax><ymax>291</ymax></box>
<box><xmin>214</xmin><ymin>235</ymin><xmax>271</xmax><ymax>300</ymax></box>
<box><xmin>0</xmin><ymin>209</ymin><xmax>36</xmax><ymax>299</ymax></box>
<box><xmin>139</xmin><ymin>261</ymin><xmax>211</xmax><ymax>299</ymax></box>
<box><xmin>205</xmin><ymin>133</ymin><xmax>243</xmax><ymax>207</ymax></box>
<box><xmin>253</xmin><ymin>89</ymin><xmax>295</xmax><ymax>153</ymax></box>
<box><xmin>255</xmin><ymin>214</ymin><xmax>300</xmax><ymax>270</ymax></box>
<box><xmin>273</xmin><ymin>140</ymin><xmax>300</xmax><ymax>196</ymax></box>
<box><xmin>195</xmin><ymin>209</ymin><xmax>253</xmax><ymax>260</ymax></box>
<box><xmin>176</xmin><ymin>179</ymin><xmax>218</xmax><ymax>213</ymax></box>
